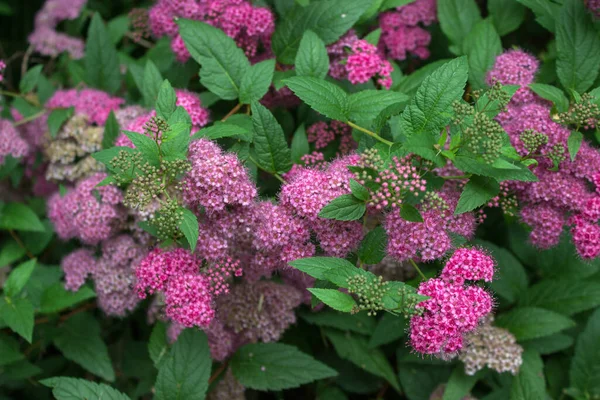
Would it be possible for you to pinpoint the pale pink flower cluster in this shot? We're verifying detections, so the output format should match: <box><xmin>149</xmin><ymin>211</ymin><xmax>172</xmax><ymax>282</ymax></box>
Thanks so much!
<box><xmin>47</xmin><ymin>89</ymin><xmax>125</xmax><ymax>126</ymax></box>
<box><xmin>487</xmin><ymin>49</ymin><xmax>539</xmax><ymax>105</ymax></box>
<box><xmin>148</xmin><ymin>0</ymin><xmax>275</xmax><ymax>63</ymax></box>
<box><xmin>0</xmin><ymin>118</ymin><xmax>30</xmax><ymax>163</ymax></box>
<box><xmin>379</xmin><ymin>0</ymin><xmax>436</xmax><ymax>61</ymax></box>
<box><xmin>410</xmin><ymin>249</ymin><xmax>495</xmax><ymax>357</ymax></box>
<box><xmin>28</xmin><ymin>0</ymin><xmax>87</xmax><ymax>59</ymax></box>
<box><xmin>307</xmin><ymin>121</ymin><xmax>354</xmax><ymax>153</ymax></box>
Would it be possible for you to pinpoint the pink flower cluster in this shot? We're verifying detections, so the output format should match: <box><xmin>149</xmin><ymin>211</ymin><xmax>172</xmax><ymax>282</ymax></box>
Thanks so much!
<box><xmin>0</xmin><ymin>118</ymin><xmax>30</xmax><ymax>163</ymax></box>
<box><xmin>47</xmin><ymin>89</ymin><xmax>125</xmax><ymax>126</ymax></box>
<box><xmin>48</xmin><ymin>173</ymin><xmax>125</xmax><ymax>244</ymax></box>
<box><xmin>489</xmin><ymin>49</ymin><xmax>600</xmax><ymax>258</ymax></box>
<box><xmin>379</xmin><ymin>0</ymin><xmax>436</xmax><ymax>61</ymax></box>
<box><xmin>410</xmin><ymin>248</ymin><xmax>495</xmax><ymax>357</ymax></box>
<box><xmin>328</xmin><ymin>31</ymin><xmax>393</xmax><ymax>89</ymax></box>
<box><xmin>148</xmin><ymin>0</ymin><xmax>275</xmax><ymax>63</ymax></box>
<box><xmin>183</xmin><ymin>139</ymin><xmax>257</xmax><ymax>213</ymax></box>
<box><xmin>306</xmin><ymin>121</ymin><xmax>355</xmax><ymax>154</ymax></box>
<box><xmin>0</xmin><ymin>60</ymin><xmax>5</xmax><ymax>83</ymax></box>
<box><xmin>588</xmin><ymin>0</ymin><xmax>600</xmax><ymax>18</ymax></box>
<box><xmin>28</xmin><ymin>0</ymin><xmax>87</xmax><ymax>59</ymax></box>
<box><xmin>385</xmin><ymin>185</ymin><xmax>477</xmax><ymax>262</ymax></box>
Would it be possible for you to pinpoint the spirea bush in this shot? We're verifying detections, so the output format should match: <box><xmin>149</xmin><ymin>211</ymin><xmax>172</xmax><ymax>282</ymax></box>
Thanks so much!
<box><xmin>1</xmin><ymin>0</ymin><xmax>600</xmax><ymax>399</ymax></box>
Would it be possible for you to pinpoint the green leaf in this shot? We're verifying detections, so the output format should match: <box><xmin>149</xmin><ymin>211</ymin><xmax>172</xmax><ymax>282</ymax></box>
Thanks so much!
<box><xmin>240</xmin><ymin>59</ymin><xmax>275</xmax><ymax>104</ymax></box>
<box><xmin>324</xmin><ymin>329</ymin><xmax>400</xmax><ymax>392</ymax></box>
<box><xmin>3</xmin><ymin>259</ymin><xmax>36</xmax><ymax>298</ymax></box>
<box><xmin>381</xmin><ymin>0</ymin><xmax>418</xmax><ymax>10</ymax></box>
<box><xmin>48</xmin><ymin>107</ymin><xmax>75</xmax><ymax>138</ymax></box>
<box><xmin>347</xmin><ymin>90</ymin><xmax>408</xmax><ymax>123</ymax></box>
<box><xmin>358</xmin><ymin>226</ymin><xmax>387</xmax><ymax>265</ymax></box>
<box><xmin>556</xmin><ymin>0</ymin><xmax>600</xmax><ymax>93</ymax></box>
<box><xmin>521</xmin><ymin>333</ymin><xmax>574</xmax><ymax>355</ymax></box>
<box><xmin>496</xmin><ymin>307</ymin><xmax>576</xmax><ymax>341</ymax></box>
<box><xmin>251</xmin><ymin>101</ymin><xmax>292</xmax><ymax>173</ymax></box>
<box><xmin>349</xmin><ymin>179</ymin><xmax>369</xmax><ymax>201</ymax></box>
<box><xmin>510</xmin><ymin>351</ymin><xmax>545</xmax><ymax>400</ymax></box>
<box><xmin>272</xmin><ymin>0</ymin><xmax>373</xmax><ymax>64</ymax></box>
<box><xmin>41</xmin><ymin>377</ymin><xmax>131</xmax><ymax>400</ymax></box>
<box><xmin>177</xmin><ymin>19</ymin><xmax>250</xmax><ymax>100</ymax></box>
<box><xmin>455</xmin><ymin>175</ymin><xmax>500</xmax><ymax>214</ymax></box>
<box><xmin>307</xmin><ymin>288</ymin><xmax>357</xmax><ymax>312</ymax></box>
<box><xmin>567</xmin><ymin>131</ymin><xmax>583</xmax><ymax>161</ymax></box>
<box><xmin>142</xmin><ymin>60</ymin><xmax>163</xmax><ymax>108</ymax></box>
<box><xmin>39</xmin><ymin>283</ymin><xmax>96</xmax><ymax>314</ymax></box>
<box><xmin>193</xmin><ymin>121</ymin><xmax>252</xmax><ymax>141</ymax></box>
<box><xmin>453</xmin><ymin>155</ymin><xmax>538</xmax><ymax>182</ymax></box>
<box><xmin>161</xmin><ymin>122</ymin><xmax>191</xmax><ymax>162</ymax></box>
<box><xmin>488</xmin><ymin>0</ymin><xmax>526</xmax><ymax>36</ymax></box>
<box><xmin>0</xmin><ymin>332</ymin><xmax>24</xmax><ymax>366</ymax></box>
<box><xmin>148</xmin><ymin>322</ymin><xmax>169</xmax><ymax>368</ymax></box>
<box><xmin>463</xmin><ymin>18</ymin><xmax>502</xmax><ymax>90</ymax></box>
<box><xmin>516</xmin><ymin>0</ymin><xmax>560</xmax><ymax>32</ymax></box>
<box><xmin>288</xmin><ymin>257</ymin><xmax>356</xmax><ymax>281</ymax></box>
<box><xmin>397</xmin><ymin>362</ymin><xmax>452</xmax><ymax>400</ymax></box>
<box><xmin>156</xmin><ymin>79</ymin><xmax>177</xmax><ymax>121</ymax></box>
<box><xmin>231</xmin><ymin>342</ymin><xmax>338</xmax><ymax>391</ymax></box>
<box><xmin>0</xmin><ymin>203</ymin><xmax>45</xmax><ymax>232</ymax></box>
<box><xmin>443</xmin><ymin>366</ymin><xmax>481</xmax><ymax>400</ymax></box>
<box><xmin>364</xmin><ymin>28</ymin><xmax>382</xmax><ymax>46</ymax></box>
<box><xmin>124</xmin><ymin>131</ymin><xmax>160</xmax><ymax>167</ymax></box>
<box><xmin>319</xmin><ymin>194</ymin><xmax>367</xmax><ymax>221</ymax></box>
<box><xmin>107</xmin><ymin>14</ymin><xmax>130</xmax><ymax>45</ymax></box>
<box><xmin>0</xmin><ymin>297</ymin><xmax>34</xmax><ymax>342</ymax></box>
<box><xmin>529</xmin><ymin>83</ymin><xmax>569</xmax><ymax>113</ymax></box>
<box><xmin>301</xmin><ymin>310</ymin><xmax>376</xmax><ymax>335</ymax></box>
<box><xmin>19</xmin><ymin>65</ymin><xmax>43</xmax><ymax>93</ymax></box>
<box><xmin>519</xmin><ymin>280</ymin><xmax>600</xmax><ymax>316</ymax></box>
<box><xmin>102</xmin><ymin>111</ymin><xmax>120</xmax><ymax>149</ymax></box>
<box><xmin>291</xmin><ymin>124</ymin><xmax>310</xmax><ymax>163</ymax></box>
<box><xmin>85</xmin><ymin>13</ymin><xmax>121</xmax><ymax>94</ymax></box>
<box><xmin>394</xmin><ymin>59</ymin><xmax>451</xmax><ymax>96</ymax></box>
<box><xmin>0</xmin><ymin>240</ymin><xmax>26</xmax><ymax>267</ymax></box>
<box><xmin>397</xmin><ymin>57</ymin><xmax>468</xmax><ymax>163</ymax></box>
<box><xmin>400</xmin><ymin>203</ymin><xmax>424</xmax><ymax>222</ymax></box>
<box><xmin>368</xmin><ymin>313</ymin><xmax>406</xmax><ymax>348</ymax></box>
<box><xmin>569</xmin><ymin>308</ymin><xmax>600</xmax><ymax>396</ymax></box>
<box><xmin>285</xmin><ymin>76</ymin><xmax>348</xmax><ymax>121</ymax></box>
<box><xmin>179</xmin><ymin>208</ymin><xmax>199</xmax><ymax>253</ymax></box>
<box><xmin>53</xmin><ymin>313</ymin><xmax>115</xmax><ymax>381</ymax></box>
<box><xmin>155</xmin><ymin>329</ymin><xmax>211</xmax><ymax>400</ymax></box>
<box><xmin>437</xmin><ymin>0</ymin><xmax>482</xmax><ymax>53</ymax></box>
<box><xmin>295</xmin><ymin>30</ymin><xmax>329</xmax><ymax>79</ymax></box>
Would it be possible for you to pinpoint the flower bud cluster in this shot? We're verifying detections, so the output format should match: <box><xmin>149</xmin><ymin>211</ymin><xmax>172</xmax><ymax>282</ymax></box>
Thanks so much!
<box><xmin>347</xmin><ymin>275</ymin><xmax>390</xmax><ymax>316</ymax></box>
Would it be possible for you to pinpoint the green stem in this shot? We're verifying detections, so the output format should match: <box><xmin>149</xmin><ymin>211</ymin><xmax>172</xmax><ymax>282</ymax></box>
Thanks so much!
<box><xmin>409</xmin><ymin>258</ymin><xmax>426</xmax><ymax>281</ymax></box>
<box><xmin>0</xmin><ymin>90</ymin><xmax>21</xmax><ymax>98</ymax></box>
<box><xmin>248</xmin><ymin>155</ymin><xmax>287</xmax><ymax>184</ymax></box>
<box><xmin>346</xmin><ymin>121</ymin><xmax>394</xmax><ymax>146</ymax></box>
<box><xmin>14</xmin><ymin>109</ymin><xmax>45</xmax><ymax>126</ymax></box>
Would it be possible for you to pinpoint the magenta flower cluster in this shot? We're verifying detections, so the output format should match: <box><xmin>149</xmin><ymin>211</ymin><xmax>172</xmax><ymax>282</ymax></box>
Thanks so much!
<box><xmin>0</xmin><ymin>118</ymin><xmax>30</xmax><ymax>164</ymax></box>
<box><xmin>307</xmin><ymin>120</ymin><xmax>355</xmax><ymax>154</ymax></box>
<box><xmin>410</xmin><ymin>248</ymin><xmax>495</xmax><ymax>357</ymax></box>
<box><xmin>47</xmin><ymin>89</ymin><xmax>125</xmax><ymax>126</ymax></box>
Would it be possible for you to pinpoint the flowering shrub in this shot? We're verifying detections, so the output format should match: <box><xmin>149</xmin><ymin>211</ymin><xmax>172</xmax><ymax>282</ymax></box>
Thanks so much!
<box><xmin>1</xmin><ymin>0</ymin><xmax>600</xmax><ymax>399</ymax></box>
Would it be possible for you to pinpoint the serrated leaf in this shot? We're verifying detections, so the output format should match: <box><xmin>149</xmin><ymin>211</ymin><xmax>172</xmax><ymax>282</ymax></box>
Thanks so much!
<box><xmin>569</xmin><ymin>308</ymin><xmax>600</xmax><ymax>395</ymax></box>
<box><xmin>510</xmin><ymin>351</ymin><xmax>545</xmax><ymax>400</ymax></box>
<box><xmin>53</xmin><ymin>313</ymin><xmax>115</xmax><ymax>381</ymax></box>
<box><xmin>19</xmin><ymin>65</ymin><xmax>43</xmax><ymax>93</ymax></box>
<box><xmin>289</xmin><ymin>257</ymin><xmax>357</xmax><ymax>281</ymax></box>
<box><xmin>529</xmin><ymin>83</ymin><xmax>569</xmax><ymax>113</ymax></box>
<box><xmin>567</xmin><ymin>131</ymin><xmax>583</xmax><ymax>161</ymax></box>
<box><xmin>488</xmin><ymin>0</ymin><xmax>526</xmax><ymax>36</ymax></box>
<box><xmin>453</xmin><ymin>155</ymin><xmax>538</xmax><ymax>182</ymax></box>
<box><xmin>496</xmin><ymin>307</ymin><xmax>575</xmax><ymax>341</ymax></box>
<box><xmin>521</xmin><ymin>333</ymin><xmax>574</xmax><ymax>355</ymax></box>
<box><xmin>301</xmin><ymin>310</ymin><xmax>376</xmax><ymax>335</ymax></box>
<box><xmin>556</xmin><ymin>0</ymin><xmax>600</xmax><ymax>93</ymax></box>
<box><xmin>394</xmin><ymin>59</ymin><xmax>451</xmax><ymax>96</ymax></box>
<box><xmin>358</xmin><ymin>226</ymin><xmax>387</xmax><ymax>264</ymax></box>
<box><xmin>193</xmin><ymin>121</ymin><xmax>252</xmax><ymax>141</ymax></box>
<box><xmin>349</xmin><ymin>179</ymin><xmax>369</xmax><ymax>201</ymax></box>
<box><xmin>41</xmin><ymin>377</ymin><xmax>130</xmax><ymax>400</ymax></box>
<box><xmin>124</xmin><ymin>131</ymin><xmax>160</xmax><ymax>167</ymax></box>
<box><xmin>48</xmin><ymin>107</ymin><xmax>75</xmax><ymax>138</ymax></box>
<box><xmin>463</xmin><ymin>18</ymin><xmax>502</xmax><ymax>90</ymax></box>
<box><xmin>0</xmin><ymin>332</ymin><xmax>24</xmax><ymax>366</ymax></box>
<box><xmin>437</xmin><ymin>0</ymin><xmax>482</xmax><ymax>53</ymax></box>
<box><xmin>324</xmin><ymin>329</ymin><xmax>400</xmax><ymax>392</ymax></box>
<box><xmin>291</xmin><ymin>124</ymin><xmax>309</xmax><ymax>163</ymax></box>
<box><xmin>156</xmin><ymin>79</ymin><xmax>177</xmax><ymax>121</ymax></box>
<box><xmin>295</xmin><ymin>30</ymin><xmax>329</xmax><ymax>79</ymax></box>
<box><xmin>347</xmin><ymin>90</ymin><xmax>408</xmax><ymax>123</ymax></box>
<box><xmin>178</xmin><ymin>19</ymin><xmax>250</xmax><ymax>100</ymax></box>
<box><xmin>285</xmin><ymin>76</ymin><xmax>348</xmax><ymax>121</ymax></box>
<box><xmin>400</xmin><ymin>203</ymin><xmax>424</xmax><ymax>222</ymax></box>
<box><xmin>149</xmin><ymin>322</ymin><xmax>168</xmax><ymax>368</ymax></box>
<box><xmin>516</xmin><ymin>0</ymin><xmax>560</xmax><ymax>32</ymax></box>
<box><xmin>102</xmin><ymin>111</ymin><xmax>120</xmax><ymax>149</ymax></box>
<box><xmin>161</xmin><ymin>122</ymin><xmax>191</xmax><ymax>161</ymax></box>
<box><xmin>272</xmin><ymin>0</ymin><xmax>373</xmax><ymax>64</ymax></box>
<box><xmin>240</xmin><ymin>59</ymin><xmax>275</xmax><ymax>104</ymax></box>
<box><xmin>443</xmin><ymin>366</ymin><xmax>481</xmax><ymax>400</ymax></box>
<box><xmin>251</xmin><ymin>101</ymin><xmax>292</xmax><ymax>173</ymax></box>
<box><xmin>0</xmin><ymin>203</ymin><xmax>45</xmax><ymax>232</ymax></box>
<box><xmin>142</xmin><ymin>60</ymin><xmax>163</xmax><ymax>108</ymax></box>
<box><xmin>178</xmin><ymin>208</ymin><xmax>199</xmax><ymax>253</ymax></box>
<box><xmin>154</xmin><ymin>329</ymin><xmax>211</xmax><ymax>400</ymax></box>
<box><xmin>231</xmin><ymin>342</ymin><xmax>337</xmax><ymax>390</ymax></box>
<box><xmin>519</xmin><ymin>280</ymin><xmax>600</xmax><ymax>316</ymax></box>
<box><xmin>307</xmin><ymin>288</ymin><xmax>357</xmax><ymax>312</ymax></box>
<box><xmin>85</xmin><ymin>14</ymin><xmax>121</xmax><ymax>94</ymax></box>
<box><xmin>319</xmin><ymin>194</ymin><xmax>366</xmax><ymax>221</ymax></box>
<box><xmin>3</xmin><ymin>259</ymin><xmax>36</xmax><ymax>298</ymax></box>
<box><xmin>368</xmin><ymin>313</ymin><xmax>406</xmax><ymax>348</ymax></box>
<box><xmin>40</xmin><ymin>283</ymin><xmax>96</xmax><ymax>314</ymax></box>
<box><xmin>0</xmin><ymin>297</ymin><xmax>34</xmax><ymax>342</ymax></box>
<box><xmin>455</xmin><ymin>175</ymin><xmax>500</xmax><ymax>214</ymax></box>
